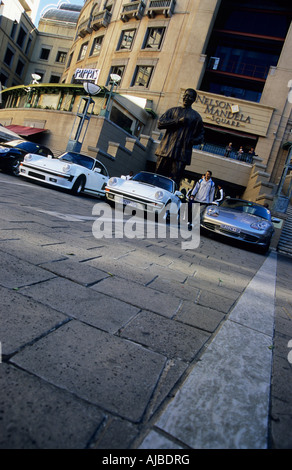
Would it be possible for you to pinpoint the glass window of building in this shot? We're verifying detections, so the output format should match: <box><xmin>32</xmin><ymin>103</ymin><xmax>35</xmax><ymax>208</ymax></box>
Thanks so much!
<box><xmin>50</xmin><ymin>74</ymin><xmax>61</xmax><ymax>83</ymax></box>
<box><xmin>78</xmin><ymin>42</ymin><xmax>88</xmax><ymax>61</ymax></box>
<box><xmin>40</xmin><ymin>48</ymin><xmax>51</xmax><ymax>61</ymax></box>
<box><xmin>11</xmin><ymin>21</ymin><xmax>18</xmax><ymax>39</ymax></box>
<box><xmin>4</xmin><ymin>47</ymin><xmax>15</xmax><ymax>67</ymax></box>
<box><xmin>90</xmin><ymin>36</ymin><xmax>104</xmax><ymax>56</ymax></box>
<box><xmin>131</xmin><ymin>66</ymin><xmax>154</xmax><ymax>88</ymax></box>
<box><xmin>16</xmin><ymin>26</ymin><xmax>27</xmax><ymax>49</ymax></box>
<box><xmin>117</xmin><ymin>30</ymin><xmax>136</xmax><ymax>50</ymax></box>
<box><xmin>142</xmin><ymin>27</ymin><xmax>165</xmax><ymax>49</ymax></box>
<box><xmin>106</xmin><ymin>65</ymin><xmax>125</xmax><ymax>85</ymax></box>
<box><xmin>56</xmin><ymin>51</ymin><xmax>67</xmax><ymax>64</ymax></box>
<box><xmin>15</xmin><ymin>59</ymin><xmax>25</xmax><ymax>78</ymax></box>
<box><xmin>0</xmin><ymin>71</ymin><xmax>8</xmax><ymax>87</ymax></box>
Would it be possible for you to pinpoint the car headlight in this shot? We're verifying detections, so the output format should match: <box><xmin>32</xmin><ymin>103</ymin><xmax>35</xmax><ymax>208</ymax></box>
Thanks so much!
<box><xmin>24</xmin><ymin>154</ymin><xmax>33</xmax><ymax>161</ymax></box>
<box><xmin>155</xmin><ymin>190</ymin><xmax>164</xmax><ymax>200</ymax></box>
<box><xmin>62</xmin><ymin>163</ymin><xmax>71</xmax><ymax>172</ymax></box>
<box><xmin>250</xmin><ymin>221</ymin><xmax>270</xmax><ymax>230</ymax></box>
<box><xmin>206</xmin><ymin>206</ymin><xmax>220</xmax><ymax>217</ymax></box>
<box><xmin>108</xmin><ymin>177</ymin><xmax>118</xmax><ymax>186</ymax></box>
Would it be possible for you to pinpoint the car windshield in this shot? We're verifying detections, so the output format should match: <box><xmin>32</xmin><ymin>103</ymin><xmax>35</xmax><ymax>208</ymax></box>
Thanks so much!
<box><xmin>132</xmin><ymin>172</ymin><xmax>174</xmax><ymax>192</ymax></box>
<box><xmin>220</xmin><ymin>199</ymin><xmax>271</xmax><ymax>220</ymax></box>
<box><xmin>1</xmin><ymin>140</ymin><xmax>36</xmax><ymax>151</ymax></box>
<box><xmin>59</xmin><ymin>152</ymin><xmax>94</xmax><ymax>170</ymax></box>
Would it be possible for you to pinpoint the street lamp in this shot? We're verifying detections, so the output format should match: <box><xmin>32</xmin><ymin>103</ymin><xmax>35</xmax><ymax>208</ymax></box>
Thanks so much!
<box><xmin>66</xmin><ymin>81</ymin><xmax>101</xmax><ymax>153</ymax></box>
<box><xmin>104</xmin><ymin>73</ymin><xmax>121</xmax><ymax>119</ymax></box>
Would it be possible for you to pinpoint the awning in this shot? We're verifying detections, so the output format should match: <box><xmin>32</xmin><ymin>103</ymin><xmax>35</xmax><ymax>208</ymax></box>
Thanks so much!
<box><xmin>204</xmin><ymin>124</ymin><xmax>257</xmax><ymax>140</ymax></box>
<box><xmin>5</xmin><ymin>125</ymin><xmax>47</xmax><ymax>137</ymax></box>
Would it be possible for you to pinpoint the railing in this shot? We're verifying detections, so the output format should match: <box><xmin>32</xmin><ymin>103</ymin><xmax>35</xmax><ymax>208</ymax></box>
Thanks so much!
<box><xmin>91</xmin><ymin>9</ymin><xmax>112</xmax><ymax>30</ymax></box>
<box><xmin>147</xmin><ymin>0</ymin><xmax>176</xmax><ymax>18</ymax></box>
<box><xmin>193</xmin><ymin>143</ymin><xmax>254</xmax><ymax>164</ymax></box>
<box><xmin>207</xmin><ymin>60</ymin><xmax>269</xmax><ymax>80</ymax></box>
<box><xmin>121</xmin><ymin>1</ymin><xmax>146</xmax><ymax>21</ymax></box>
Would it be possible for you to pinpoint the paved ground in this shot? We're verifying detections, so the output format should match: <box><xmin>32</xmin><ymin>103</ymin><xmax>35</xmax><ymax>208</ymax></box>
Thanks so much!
<box><xmin>0</xmin><ymin>174</ymin><xmax>291</xmax><ymax>450</ymax></box>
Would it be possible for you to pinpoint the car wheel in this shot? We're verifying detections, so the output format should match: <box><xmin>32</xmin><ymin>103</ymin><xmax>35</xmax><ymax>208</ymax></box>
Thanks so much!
<box><xmin>11</xmin><ymin>159</ymin><xmax>20</xmax><ymax>176</ymax></box>
<box><xmin>71</xmin><ymin>175</ymin><xmax>86</xmax><ymax>195</ymax></box>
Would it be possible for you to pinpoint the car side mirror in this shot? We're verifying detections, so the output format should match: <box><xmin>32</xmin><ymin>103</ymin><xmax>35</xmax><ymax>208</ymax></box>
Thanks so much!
<box><xmin>175</xmin><ymin>190</ymin><xmax>183</xmax><ymax>198</ymax></box>
<box><xmin>94</xmin><ymin>167</ymin><xmax>101</xmax><ymax>173</ymax></box>
<box><xmin>271</xmin><ymin>217</ymin><xmax>281</xmax><ymax>223</ymax></box>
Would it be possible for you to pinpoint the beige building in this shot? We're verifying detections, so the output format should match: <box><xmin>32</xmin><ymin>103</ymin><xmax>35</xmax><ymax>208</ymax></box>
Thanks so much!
<box><xmin>60</xmin><ymin>0</ymin><xmax>292</xmax><ymax>206</ymax></box>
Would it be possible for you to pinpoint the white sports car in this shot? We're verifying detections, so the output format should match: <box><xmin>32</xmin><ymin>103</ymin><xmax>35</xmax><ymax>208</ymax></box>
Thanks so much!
<box><xmin>105</xmin><ymin>171</ymin><xmax>183</xmax><ymax>217</ymax></box>
<box><xmin>20</xmin><ymin>151</ymin><xmax>109</xmax><ymax>197</ymax></box>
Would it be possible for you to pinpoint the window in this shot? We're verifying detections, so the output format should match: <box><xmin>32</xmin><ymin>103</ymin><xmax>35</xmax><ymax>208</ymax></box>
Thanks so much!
<box><xmin>143</xmin><ymin>27</ymin><xmax>165</xmax><ymax>50</ymax></box>
<box><xmin>78</xmin><ymin>42</ymin><xmax>88</xmax><ymax>61</ymax></box>
<box><xmin>15</xmin><ymin>59</ymin><xmax>25</xmax><ymax>77</ymax></box>
<box><xmin>131</xmin><ymin>65</ymin><xmax>154</xmax><ymax>87</ymax></box>
<box><xmin>66</xmin><ymin>52</ymin><xmax>73</xmax><ymax>68</ymax></box>
<box><xmin>11</xmin><ymin>21</ymin><xmax>18</xmax><ymax>39</ymax></box>
<box><xmin>25</xmin><ymin>36</ymin><xmax>33</xmax><ymax>55</ymax></box>
<box><xmin>40</xmin><ymin>48</ymin><xmax>50</xmax><ymax>60</ymax></box>
<box><xmin>16</xmin><ymin>26</ymin><xmax>27</xmax><ymax>48</ymax></box>
<box><xmin>50</xmin><ymin>74</ymin><xmax>61</xmax><ymax>83</ymax></box>
<box><xmin>56</xmin><ymin>51</ymin><xmax>67</xmax><ymax>64</ymax></box>
<box><xmin>4</xmin><ymin>47</ymin><xmax>14</xmax><ymax>67</ymax></box>
<box><xmin>0</xmin><ymin>71</ymin><xmax>8</xmax><ymax>87</ymax></box>
<box><xmin>90</xmin><ymin>36</ymin><xmax>103</xmax><ymax>56</ymax></box>
<box><xmin>106</xmin><ymin>65</ymin><xmax>125</xmax><ymax>85</ymax></box>
<box><xmin>117</xmin><ymin>30</ymin><xmax>136</xmax><ymax>50</ymax></box>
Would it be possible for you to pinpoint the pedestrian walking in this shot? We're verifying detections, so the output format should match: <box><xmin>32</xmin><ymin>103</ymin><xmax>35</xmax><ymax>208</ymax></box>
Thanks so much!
<box><xmin>187</xmin><ymin>170</ymin><xmax>215</xmax><ymax>229</ymax></box>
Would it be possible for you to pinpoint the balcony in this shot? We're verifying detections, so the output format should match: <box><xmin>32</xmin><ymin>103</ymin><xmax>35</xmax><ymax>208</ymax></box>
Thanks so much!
<box><xmin>193</xmin><ymin>143</ymin><xmax>254</xmax><ymax>164</ymax></box>
<box><xmin>91</xmin><ymin>9</ymin><xmax>112</xmax><ymax>30</ymax></box>
<box><xmin>147</xmin><ymin>0</ymin><xmax>176</xmax><ymax>18</ymax></box>
<box><xmin>121</xmin><ymin>1</ymin><xmax>146</xmax><ymax>22</ymax></box>
<box><xmin>77</xmin><ymin>19</ymin><xmax>92</xmax><ymax>38</ymax></box>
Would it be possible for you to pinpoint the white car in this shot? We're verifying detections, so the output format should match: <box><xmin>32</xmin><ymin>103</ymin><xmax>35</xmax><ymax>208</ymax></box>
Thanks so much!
<box><xmin>105</xmin><ymin>171</ymin><xmax>183</xmax><ymax>218</ymax></box>
<box><xmin>20</xmin><ymin>151</ymin><xmax>109</xmax><ymax>197</ymax></box>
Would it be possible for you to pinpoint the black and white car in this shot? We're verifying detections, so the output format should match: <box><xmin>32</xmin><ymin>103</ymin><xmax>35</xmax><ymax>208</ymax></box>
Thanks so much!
<box><xmin>0</xmin><ymin>139</ymin><xmax>53</xmax><ymax>176</ymax></box>
<box><xmin>105</xmin><ymin>171</ymin><xmax>183</xmax><ymax>218</ymax></box>
<box><xmin>20</xmin><ymin>151</ymin><xmax>109</xmax><ymax>197</ymax></box>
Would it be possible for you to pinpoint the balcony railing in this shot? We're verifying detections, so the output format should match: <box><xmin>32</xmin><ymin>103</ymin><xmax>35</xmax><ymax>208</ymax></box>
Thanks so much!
<box><xmin>193</xmin><ymin>143</ymin><xmax>255</xmax><ymax>164</ymax></box>
<box><xmin>91</xmin><ymin>9</ymin><xmax>112</xmax><ymax>30</ymax></box>
<box><xmin>121</xmin><ymin>1</ymin><xmax>146</xmax><ymax>22</ymax></box>
<box><xmin>147</xmin><ymin>0</ymin><xmax>176</xmax><ymax>18</ymax></box>
<box><xmin>77</xmin><ymin>19</ymin><xmax>92</xmax><ymax>38</ymax></box>
<box><xmin>207</xmin><ymin>59</ymin><xmax>269</xmax><ymax>80</ymax></box>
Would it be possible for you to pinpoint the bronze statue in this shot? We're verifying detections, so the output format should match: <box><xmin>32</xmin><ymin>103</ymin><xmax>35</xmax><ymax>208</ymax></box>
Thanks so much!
<box><xmin>155</xmin><ymin>89</ymin><xmax>204</xmax><ymax>187</ymax></box>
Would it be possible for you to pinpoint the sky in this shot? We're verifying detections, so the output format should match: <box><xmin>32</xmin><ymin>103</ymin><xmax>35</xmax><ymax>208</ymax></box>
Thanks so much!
<box><xmin>35</xmin><ymin>0</ymin><xmax>85</xmax><ymax>25</ymax></box>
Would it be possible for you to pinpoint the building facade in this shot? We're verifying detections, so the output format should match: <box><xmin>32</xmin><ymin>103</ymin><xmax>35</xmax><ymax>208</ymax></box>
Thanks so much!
<box><xmin>61</xmin><ymin>0</ymin><xmax>292</xmax><ymax>199</ymax></box>
<box><xmin>0</xmin><ymin>0</ymin><xmax>40</xmax><ymax>88</ymax></box>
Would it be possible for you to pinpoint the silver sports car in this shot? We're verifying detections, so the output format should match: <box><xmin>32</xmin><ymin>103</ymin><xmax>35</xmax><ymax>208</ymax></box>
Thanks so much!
<box><xmin>201</xmin><ymin>198</ymin><xmax>279</xmax><ymax>252</ymax></box>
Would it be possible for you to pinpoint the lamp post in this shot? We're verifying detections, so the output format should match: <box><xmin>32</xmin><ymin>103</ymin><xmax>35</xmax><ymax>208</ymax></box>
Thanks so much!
<box><xmin>66</xmin><ymin>82</ymin><xmax>101</xmax><ymax>153</ymax></box>
<box><xmin>104</xmin><ymin>73</ymin><xmax>121</xmax><ymax>119</ymax></box>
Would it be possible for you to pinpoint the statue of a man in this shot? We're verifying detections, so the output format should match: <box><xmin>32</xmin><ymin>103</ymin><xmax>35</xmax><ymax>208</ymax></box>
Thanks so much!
<box><xmin>155</xmin><ymin>88</ymin><xmax>204</xmax><ymax>187</ymax></box>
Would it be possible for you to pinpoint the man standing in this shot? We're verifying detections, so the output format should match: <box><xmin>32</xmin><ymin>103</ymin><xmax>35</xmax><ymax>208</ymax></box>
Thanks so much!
<box><xmin>155</xmin><ymin>89</ymin><xmax>204</xmax><ymax>187</ymax></box>
<box><xmin>188</xmin><ymin>170</ymin><xmax>215</xmax><ymax>229</ymax></box>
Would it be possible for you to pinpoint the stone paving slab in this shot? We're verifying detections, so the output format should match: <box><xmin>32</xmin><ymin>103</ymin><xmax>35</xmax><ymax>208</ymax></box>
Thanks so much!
<box><xmin>0</xmin><ymin>251</ymin><xmax>56</xmax><ymax>289</ymax></box>
<box><xmin>0</xmin><ymin>286</ymin><xmax>67</xmax><ymax>357</ymax></box>
<box><xmin>11</xmin><ymin>320</ymin><xmax>166</xmax><ymax>422</ymax></box>
<box><xmin>119</xmin><ymin>310</ymin><xmax>209</xmax><ymax>362</ymax></box>
<box><xmin>18</xmin><ymin>277</ymin><xmax>140</xmax><ymax>334</ymax></box>
<box><xmin>39</xmin><ymin>258</ymin><xmax>110</xmax><ymax>286</ymax></box>
<box><xmin>91</xmin><ymin>276</ymin><xmax>182</xmax><ymax>318</ymax></box>
<box><xmin>0</xmin><ymin>363</ymin><xmax>105</xmax><ymax>449</ymax></box>
<box><xmin>175</xmin><ymin>301</ymin><xmax>225</xmax><ymax>333</ymax></box>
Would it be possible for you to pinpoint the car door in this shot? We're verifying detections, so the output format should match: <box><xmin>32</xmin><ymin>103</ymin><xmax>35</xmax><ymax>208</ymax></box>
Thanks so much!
<box><xmin>84</xmin><ymin>160</ymin><xmax>108</xmax><ymax>195</ymax></box>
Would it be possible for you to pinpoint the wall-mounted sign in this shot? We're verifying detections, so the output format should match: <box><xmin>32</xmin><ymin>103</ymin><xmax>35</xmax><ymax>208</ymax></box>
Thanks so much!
<box><xmin>194</xmin><ymin>91</ymin><xmax>274</xmax><ymax>137</ymax></box>
<box><xmin>74</xmin><ymin>68</ymin><xmax>100</xmax><ymax>83</ymax></box>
